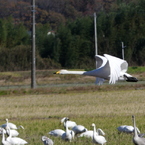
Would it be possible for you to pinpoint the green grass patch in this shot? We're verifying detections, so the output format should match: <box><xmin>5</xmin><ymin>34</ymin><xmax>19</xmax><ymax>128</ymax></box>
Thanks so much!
<box><xmin>128</xmin><ymin>66</ymin><xmax>145</xmax><ymax>74</ymax></box>
<box><xmin>0</xmin><ymin>72</ymin><xmax>21</xmax><ymax>77</ymax></box>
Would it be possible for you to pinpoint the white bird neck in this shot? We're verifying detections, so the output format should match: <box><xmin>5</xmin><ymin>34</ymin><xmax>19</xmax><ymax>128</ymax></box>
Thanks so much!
<box><xmin>2</xmin><ymin>129</ymin><xmax>5</xmax><ymax>143</ymax></box>
<box><xmin>63</xmin><ymin>121</ymin><xmax>66</xmax><ymax>128</ymax></box>
<box><xmin>6</xmin><ymin>119</ymin><xmax>8</xmax><ymax>126</ymax></box>
<box><xmin>65</xmin><ymin>70</ymin><xmax>86</xmax><ymax>75</ymax></box>
<box><xmin>65</xmin><ymin>120</ymin><xmax>69</xmax><ymax>134</ymax></box>
<box><xmin>93</xmin><ymin>124</ymin><xmax>97</xmax><ymax>136</ymax></box>
<box><xmin>97</xmin><ymin>128</ymin><xmax>105</xmax><ymax>136</ymax></box>
<box><xmin>7</xmin><ymin>127</ymin><xmax>12</xmax><ymax>138</ymax></box>
<box><xmin>133</xmin><ymin>116</ymin><xmax>138</xmax><ymax>137</ymax></box>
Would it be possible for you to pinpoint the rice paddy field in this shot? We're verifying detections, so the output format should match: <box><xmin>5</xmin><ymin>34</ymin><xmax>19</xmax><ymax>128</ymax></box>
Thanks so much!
<box><xmin>0</xmin><ymin>68</ymin><xmax>145</xmax><ymax>145</ymax></box>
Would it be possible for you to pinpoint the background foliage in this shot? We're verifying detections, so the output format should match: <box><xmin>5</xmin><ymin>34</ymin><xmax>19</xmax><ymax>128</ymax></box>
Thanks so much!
<box><xmin>0</xmin><ymin>0</ymin><xmax>145</xmax><ymax>71</ymax></box>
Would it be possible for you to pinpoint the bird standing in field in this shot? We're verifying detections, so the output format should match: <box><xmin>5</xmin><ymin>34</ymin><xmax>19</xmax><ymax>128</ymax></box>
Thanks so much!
<box><xmin>61</xmin><ymin>117</ymin><xmax>75</xmax><ymax>142</ymax></box>
<box><xmin>41</xmin><ymin>136</ymin><xmax>54</xmax><ymax>145</ymax></box>
<box><xmin>117</xmin><ymin>125</ymin><xmax>140</xmax><ymax>134</ymax></box>
<box><xmin>72</xmin><ymin>125</ymin><xmax>87</xmax><ymax>135</ymax></box>
<box><xmin>5</xmin><ymin>126</ymin><xmax>28</xmax><ymax>145</ymax></box>
<box><xmin>1</xmin><ymin>128</ymin><xmax>11</xmax><ymax>145</ymax></box>
<box><xmin>0</xmin><ymin>118</ymin><xmax>24</xmax><ymax>137</ymax></box>
<box><xmin>61</xmin><ymin>117</ymin><xmax>77</xmax><ymax>129</ymax></box>
<box><xmin>117</xmin><ymin>125</ymin><xmax>127</xmax><ymax>133</ymax></box>
<box><xmin>5</xmin><ymin>128</ymin><xmax>19</xmax><ymax>137</ymax></box>
<box><xmin>92</xmin><ymin>123</ymin><xmax>107</xmax><ymax>145</ymax></box>
<box><xmin>0</xmin><ymin>127</ymin><xmax>19</xmax><ymax>137</ymax></box>
<box><xmin>54</xmin><ymin>54</ymin><xmax>138</xmax><ymax>85</ymax></box>
<box><xmin>124</xmin><ymin>125</ymin><xmax>140</xmax><ymax>134</ymax></box>
<box><xmin>1</xmin><ymin>118</ymin><xmax>24</xmax><ymax>130</ymax></box>
<box><xmin>78</xmin><ymin>128</ymin><xmax>105</xmax><ymax>139</ymax></box>
<box><xmin>48</xmin><ymin>129</ymin><xmax>65</xmax><ymax>137</ymax></box>
<box><xmin>132</xmin><ymin>115</ymin><xmax>145</xmax><ymax>145</ymax></box>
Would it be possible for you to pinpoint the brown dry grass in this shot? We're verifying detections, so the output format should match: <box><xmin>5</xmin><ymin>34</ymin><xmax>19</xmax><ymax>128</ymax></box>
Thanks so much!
<box><xmin>0</xmin><ymin>89</ymin><xmax>144</xmax><ymax>119</ymax></box>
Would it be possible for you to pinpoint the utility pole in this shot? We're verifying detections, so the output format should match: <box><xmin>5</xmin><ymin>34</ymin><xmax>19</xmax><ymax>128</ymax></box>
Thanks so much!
<box><xmin>121</xmin><ymin>42</ymin><xmax>126</xmax><ymax>60</ymax></box>
<box><xmin>31</xmin><ymin>0</ymin><xmax>36</xmax><ymax>88</ymax></box>
<box><xmin>94</xmin><ymin>12</ymin><xmax>98</xmax><ymax>56</ymax></box>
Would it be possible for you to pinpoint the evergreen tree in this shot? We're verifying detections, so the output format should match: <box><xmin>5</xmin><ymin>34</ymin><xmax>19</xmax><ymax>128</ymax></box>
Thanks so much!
<box><xmin>0</xmin><ymin>19</ymin><xmax>7</xmax><ymax>47</ymax></box>
<box><xmin>5</xmin><ymin>17</ymin><xmax>29</xmax><ymax>48</ymax></box>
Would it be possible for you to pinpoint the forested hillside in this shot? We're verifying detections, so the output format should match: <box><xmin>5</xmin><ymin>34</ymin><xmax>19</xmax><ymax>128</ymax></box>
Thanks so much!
<box><xmin>0</xmin><ymin>0</ymin><xmax>145</xmax><ymax>71</ymax></box>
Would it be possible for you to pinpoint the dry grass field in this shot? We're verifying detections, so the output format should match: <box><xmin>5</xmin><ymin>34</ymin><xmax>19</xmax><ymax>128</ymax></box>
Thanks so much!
<box><xmin>0</xmin><ymin>69</ymin><xmax>145</xmax><ymax>144</ymax></box>
<box><xmin>0</xmin><ymin>88</ymin><xmax>145</xmax><ymax>144</ymax></box>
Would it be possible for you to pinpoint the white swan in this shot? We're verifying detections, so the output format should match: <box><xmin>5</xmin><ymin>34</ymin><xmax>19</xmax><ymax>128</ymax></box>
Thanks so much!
<box><xmin>124</xmin><ymin>125</ymin><xmax>140</xmax><ymax>134</ymax></box>
<box><xmin>41</xmin><ymin>136</ymin><xmax>54</xmax><ymax>145</ymax></box>
<box><xmin>78</xmin><ymin>128</ymin><xmax>105</xmax><ymax>139</ymax></box>
<box><xmin>117</xmin><ymin>125</ymin><xmax>140</xmax><ymax>134</ymax></box>
<box><xmin>117</xmin><ymin>125</ymin><xmax>127</xmax><ymax>132</ymax></box>
<box><xmin>72</xmin><ymin>125</ymin><xmax>87</xmax><ymax>135</ymax></box>
<box><xmin>92</xmin><ymin>123</ymin><xmax>107</xmax><ymax>145</ymax></box>
<box><xmin>6</xmin><ymin>128</ymin><xmax>19</xmax><ymax>137</ymax></box>
<box><xmin>1</xmin><ymin>128</ymin><xmax>11</xmax><ymax>145</ymax></box>
<box><xmin>132</xmin><ymin>115</ymin><xmax>145</xmax><ymax>145</ymax></box>
<box><xmin>61</xmin><ymin>117</ymin><xmax>77</xmax><ymax>129</ymax></box>
<box><xmin>48</xmin><ymin>129</ymin><xmax>65</xmax><ymax>137</ymax></box>
<box><xmin>0</xmin><ymin>127</ymin><xmax>19</xmax><ymax>137</ymax></box>
<box><xmin>54</xmin><ymin>54</ymin><xmax>138</xmax><ymax>85</ymax></box>
<box><xmin>61</xmin><ymin>118</ymin><xmax>74</xmax><ymax>142</ymax></box>
<box><xmin>6</xmin><ymin>127</ymin><xmax>28</xmax><ymax>145</ymax></box>
<box><xmin>1</xmin><ymin>119</ymin><xmax>24</xmax><ymax>130</ymax></box>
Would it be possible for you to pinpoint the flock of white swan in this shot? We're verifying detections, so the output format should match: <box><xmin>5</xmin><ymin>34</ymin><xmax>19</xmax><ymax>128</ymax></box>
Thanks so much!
<box><xmin>47</xmin><ymin>117</ymin><xmax>106</xmax><ymax>145</ymax></box>
<box><xmin>0</xmin><ymin>118</ymin><xmax>27</xmax><ymax>145</ymax></box>
<box><xmin>0</xmin><ymin>116</ymin><xmax>145</xmax><ymax>145</ymax></box>
<box><xmin>42</xmin><ymin>116</ymin><xmax>145</xmax><ymax>145</ymax></box>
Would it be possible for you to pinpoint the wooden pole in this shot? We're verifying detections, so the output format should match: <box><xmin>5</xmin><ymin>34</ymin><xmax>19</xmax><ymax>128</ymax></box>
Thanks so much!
<box><xmin>121</xmin><ymin>42</ymin><xmax>125</xmax><ymax>60</ymax></box>
<box><xmin>94</xmin><ymin>12</ymin><xmax>98</xmax><ymax>56</ymax></box>
<box><xmin>31</xmin><ymin>0</ymin><xmax>36</xmax><ymax>88</ymax></box>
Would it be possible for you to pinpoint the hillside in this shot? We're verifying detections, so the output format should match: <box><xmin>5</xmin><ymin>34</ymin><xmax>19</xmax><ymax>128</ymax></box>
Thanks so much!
<box><xmin>0</xmin><ymin>0</ymin><xmax>133</xmax><ymax>29</ymax></box>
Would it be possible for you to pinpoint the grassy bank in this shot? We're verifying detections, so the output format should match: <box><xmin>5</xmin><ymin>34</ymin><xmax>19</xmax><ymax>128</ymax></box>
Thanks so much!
<box><xmin>0</xmin><ymin>66</ymin><xmax>144</xmax><ymax>87</ymax></box>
